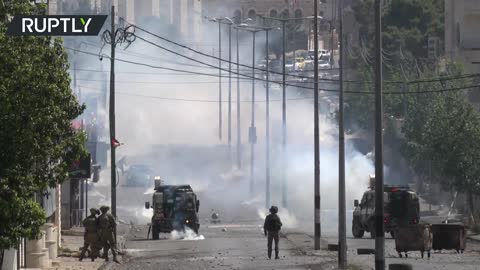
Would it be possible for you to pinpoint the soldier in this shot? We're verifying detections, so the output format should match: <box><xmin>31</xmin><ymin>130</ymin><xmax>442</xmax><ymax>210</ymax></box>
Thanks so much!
<box><xmin>98</xmin><ymin>205</ymin><xmax>119</xmax><ymax>263</ymax></box>
<box><xmin>263</xmin><ymin>206</ymin><xmax>283</xmax><ymax>259</ymax></box>
<box><xmin>79</xmin><ymin>208</ymin><xmax>100</xmax><ymax>262</ymax></box>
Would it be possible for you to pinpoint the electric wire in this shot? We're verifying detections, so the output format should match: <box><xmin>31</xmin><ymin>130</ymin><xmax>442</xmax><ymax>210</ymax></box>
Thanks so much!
<box><xmin>127</xmin><ymin>20</ymin><xmax>480</xmax><ymax>86</ymax></box>
<box><xmin>66</xmin><ymin>47</ymin><xmax>480</xmax><ymax>95</ymax></box>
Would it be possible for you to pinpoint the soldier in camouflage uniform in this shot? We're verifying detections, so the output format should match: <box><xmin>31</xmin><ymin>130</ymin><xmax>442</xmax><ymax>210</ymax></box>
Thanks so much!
<box><xmin>264</xmin><ymin>206</ymin><xmax>282</xmax><ymax>259</ymax></box>
<box><xmin>79</xmin><ymin>208</ymin><xmax>100</xmax><ymax>261</ymax></box>
<box><xmin>98</xmin><ymin>205</ymin><xmax>119</xmax><ymax>263</ymax></box>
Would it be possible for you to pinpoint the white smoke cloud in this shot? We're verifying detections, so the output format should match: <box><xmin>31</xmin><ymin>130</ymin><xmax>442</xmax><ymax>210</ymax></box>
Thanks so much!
<box><xmin>257</xmin><ymin>208</ymin><xmax>298</xmax><ymax>229</ymax></box>
<box><xmin>170</xmin><ymin>228</ymin><xmax>205</xmax><ymax>241</ymax></box>
<box><xmin>80</xmin><ymin>5</ymin><xmax>374</xmax><ymax>233</ymax></box>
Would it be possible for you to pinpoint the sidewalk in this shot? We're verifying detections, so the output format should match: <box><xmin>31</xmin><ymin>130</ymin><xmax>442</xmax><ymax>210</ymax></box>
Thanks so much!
<box><xmin>467</xmin><ymin>233</ymin><xmax>480</xmax><ymax>242</ymax></box>
<box><xmin>54</xmin><ymin>234</ymin><xmax>105</xmax><ymax>270</ymax></box>
<box><xmin>281</xmin><ymin>230</ymin><xmax>369</xmax><ymax>270</ymax></box>
<box><xmin>53</xmin><ymin>225</ymin><xmax>130</xmax><ymax>270</ymax></box>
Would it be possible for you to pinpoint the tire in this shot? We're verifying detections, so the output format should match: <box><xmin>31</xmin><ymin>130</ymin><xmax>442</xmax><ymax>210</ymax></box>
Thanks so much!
<box><xmin>388</xmin><ymin>263</ymin><xmax>413</xmax><ymax>270</ymax></box>
<box><xmin>152</xmin><ymin>226</ymin><xmax>159</xmax><ymax>240</ymax></box>
<box><xmin>369</xmin><ymin>220</ymin><xmax>376</xmax><ymax>239</ymax></box>
<box><xmin>352</xmin><ymin>220</ymin><xmax>365</xmax><ymax>238</ymax></box>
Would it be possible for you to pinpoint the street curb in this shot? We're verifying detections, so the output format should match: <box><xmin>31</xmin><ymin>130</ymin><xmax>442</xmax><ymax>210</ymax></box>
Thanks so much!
<box><xmin>280</xmin><ymin>231</ymin><xmax>329</xmax><ymax>255</ymax></box>
<box><xmin>467</xmin><ymin>234</ymin><xmax>480</xmax><ymax>242</ymax></box>
<box><xmin>62</xmin><ymin>230</ymin><xmax>84</xmax><ymax>237</ymax></box>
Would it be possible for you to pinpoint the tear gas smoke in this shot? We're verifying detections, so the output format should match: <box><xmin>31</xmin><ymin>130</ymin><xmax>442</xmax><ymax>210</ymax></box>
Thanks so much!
<box><xmin>170</xmin><ymin>228</ymin><xmax>205</xmax><ymax>241</ymax></box>
<box><xmin>79</xmin><ymin>5</ymin><xmax>374</xmax><ymax>233</ymax></box>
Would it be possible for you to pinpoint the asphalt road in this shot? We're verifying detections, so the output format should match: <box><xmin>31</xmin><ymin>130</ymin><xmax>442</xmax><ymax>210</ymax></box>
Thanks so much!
<box><xmin>89</xmin><ymin>175</ymin><xmax>480</xmax><ymax>270</ymax></box>
<box><xmin>299</xmin><ymin>231</ymin><xmax>480</xmax><ymax>270</ymax></box>
<box><xmin>110</xmin><ymin>223</ymin><xmax>337</xmax><ymax>270</ymax></box>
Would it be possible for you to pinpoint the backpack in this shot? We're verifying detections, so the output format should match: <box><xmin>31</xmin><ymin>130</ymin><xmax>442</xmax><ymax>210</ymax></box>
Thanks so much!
<box><xmin>266</xmin><ymin>214</ymin><xmax>282</xmax><ymax>231</ymax></box>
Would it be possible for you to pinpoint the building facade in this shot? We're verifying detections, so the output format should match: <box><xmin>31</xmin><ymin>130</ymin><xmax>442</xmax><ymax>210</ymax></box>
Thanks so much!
<box><xmin>445</xmin><ymin>0</ymin><xmax>480</xmax><ymax>104</ymax></box>
<box><xmin>202</xmin><ymin>0</ymin><xmax>338</xmax><ymax>22</ymax></box>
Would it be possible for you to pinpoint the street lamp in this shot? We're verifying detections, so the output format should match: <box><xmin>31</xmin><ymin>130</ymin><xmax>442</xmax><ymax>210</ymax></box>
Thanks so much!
<box><xmin>250</xmin><ymin>25</ymin><xmax>278</xmax><ymax>209</ymax></box>
<box><xmin>235</xmin><ymin>24</ymin><xmax>264</xmax><ymax>198</ymax></box>
<box><xmin>206</xmin><ymin>16</ymin><xmax>234</xmax><ymax>148</ymax></box>
<box><xmin>259</xmin><ymin>14</ymin><xmax>323</xmax><ymax>209</ymax></box>
<box><xmin>233</xmin><ymin>18</ymin><xmax>252</xmax><ymax>170</ymax></box>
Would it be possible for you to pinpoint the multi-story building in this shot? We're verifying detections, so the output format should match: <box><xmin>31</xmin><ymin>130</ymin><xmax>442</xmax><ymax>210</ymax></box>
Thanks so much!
<box><xmin>202</xmin><ymin>0</ymin><xmax>337</xmax><ymax>22</ymax></box>
<box><xmin>445</xmin><ymin>0</ymin><xmax>480</xmax><ymax>105</ymax></box>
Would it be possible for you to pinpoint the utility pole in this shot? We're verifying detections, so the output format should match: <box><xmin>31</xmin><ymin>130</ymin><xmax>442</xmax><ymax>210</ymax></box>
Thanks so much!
<box><xmin>265</xmin><ymin>28</ymin><xmax>271</xmax><ymax>209</ymax></box>
<box><xmin>250</xmin><ymin>31</ymin><xmax>257</xmax><ymax>196</ymax></box>
<box><xmin>236</xmin><ymin>27</ymin><xmax>242</xmax><ymax>169</ymax></box>
<box><xmin>313</xmin><ymin>0</ymin><xmax>322</xmax><ymax>250</ymax></box>
<box><xmin>338</xmin><ymin>0</ymin><xmax>347</xmax><ymax>268</ymax></box>
<box><xmin>228</xmin><ymin>23</ymin><xmax>233</xmax><ymax>160</ymax></box>
<box><xmin>281</xmin><ymin>20</ymin><xmax>287</xmax><ymax>209</ymax></box>
<box><xmin>218</xmin><ymin>22</ymin><xmax>223</xmax><ymax>141</ymax></box>
<box><xmin>109</xmin><ymin>5</ymin><xmax>117</xmax><ymax>220</ymax></box>
<box><xmin>260</xmin><ymin>15</ymin><xmax>316</xmax><ymax>209</ymax></box>
<box><xmin>238</xmin><ymin>25</ymin><xmax>271</xmax><ymax>198</ymax></box>
<box><xmin>374</xmin><ymin>0</ymin><xmax>385</xmax><ymax>269</ymax></box>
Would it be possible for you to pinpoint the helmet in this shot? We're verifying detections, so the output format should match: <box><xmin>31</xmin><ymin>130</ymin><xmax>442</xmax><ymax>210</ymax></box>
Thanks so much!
<box><xmin>269</xmin><ymin>206</ymin><xmax>278</xmax><ymax>214</ymax></box>
<box><xmin>89</xmin><ymin>208</ymin><xmax>98</xmax><ymax>214</ymax></box>
<box><xmin>100</xmin><ymin>205</ymin><xmax>110</xmax><ymax>212</ymax></box>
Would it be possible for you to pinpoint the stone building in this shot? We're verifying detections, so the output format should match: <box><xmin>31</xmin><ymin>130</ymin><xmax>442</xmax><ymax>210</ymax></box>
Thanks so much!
<box><xmin>445</xmin><ymin>0</ymin><xmax>480</xmax><ymax>106</ymax></box>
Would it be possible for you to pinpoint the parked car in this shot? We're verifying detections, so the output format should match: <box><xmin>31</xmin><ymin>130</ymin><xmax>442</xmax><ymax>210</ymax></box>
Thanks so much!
<box><xmin>318</xmin><ymin>59</ymin><xmax>331</xmax><ymax>70</ymax></box>
<box><xmin>294</xmin><ymin>57</ymin><xmax>305</xmax><ymax>71</ymax></box>
<box><xmin>269</xmin><ymin>60</ymin><xmax>282</xmax><ymax>73</ymax></box>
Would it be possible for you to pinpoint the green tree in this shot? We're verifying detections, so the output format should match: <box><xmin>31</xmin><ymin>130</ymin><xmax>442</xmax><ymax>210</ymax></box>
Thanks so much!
<box><xmin>0</xmin><ymin>1</ymin><xmax>86</xmax><ymax>249</ymax></box>
<box><xmin>352</xmin><ymin>0</ymin><xmax>444</xmax><ymax>61</ymax></box>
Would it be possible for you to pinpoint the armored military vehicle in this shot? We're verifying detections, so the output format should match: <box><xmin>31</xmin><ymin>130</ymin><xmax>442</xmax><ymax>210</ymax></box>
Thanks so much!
<box><xmin>145</xmin><ymin>177</ymin><xmax>200</xmax><ymax>240</ymax></box>
<box><xmin>352</xmin><ymin>175</ymin><xmax>420</xmax><ymax>238</ymax></box>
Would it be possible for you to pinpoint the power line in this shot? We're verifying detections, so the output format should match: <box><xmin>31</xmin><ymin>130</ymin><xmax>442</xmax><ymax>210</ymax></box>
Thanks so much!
<box><xmin>75</xmin><ymin>78</ymin><xmax>251</xmax><ymax>84</ymax></box>
<box><xmin>66</xmin><ymin>47</ymin><xmax>480</xmax><ymax>95</ymax></box>
<box><xmin>79</xmin><ymin>85</ymin><xmax>323</xmax><ymax>102</ymax></box>
<box><xmin>65</xmin><ymin>47</ymin><xmax>224</xmax><ymax>78</ymax></box>
<box><xmin>77</xmin><ymin>40</ymin><xmax>219</xmax><ymax>70</ymax></box>
<box><xmin>128</xmin><ymin>20</ymin><xmax>480</xmax><ymax>86</ymax></box>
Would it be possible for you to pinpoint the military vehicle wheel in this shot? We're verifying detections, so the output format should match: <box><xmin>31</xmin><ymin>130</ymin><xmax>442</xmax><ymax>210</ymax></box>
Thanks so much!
<box><xmin>352</xmin><ymin>221</ymin><xmax>364</xmax><ymax>238</ymax></box>
<box><xmin>369</xmin><ymin>220</ymin><xmax>376</xmax><ymax>238</ymax></box>
<box><xmin>388</xmin><ymin>263</ymin><xmax>413</xmax><ymax>270</ymax></box>
<box><xmin>152</xmin><ymin>226</ymin><xmax>159</xmax><ymax>240</ymax></box>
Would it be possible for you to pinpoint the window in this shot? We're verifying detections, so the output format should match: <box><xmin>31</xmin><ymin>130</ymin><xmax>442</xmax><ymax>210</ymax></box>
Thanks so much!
<box><xmin>270</xmin><ymin>9</ymin><xmax>278</xmax><ymax>18</ymax></box>
<box><xmin>248</xmin><ymin>9</ymin><xmax>257</xmax><ymax>20</ymax></box>
<box><xmin>294</xmin><ymin>9</ymin><xmax>303</xmax><ymax>18</ymax></box>
<box><xmin>233</xmin><ymin>10</ymin><xmax>242</xmax><ymax>24</ymax></box>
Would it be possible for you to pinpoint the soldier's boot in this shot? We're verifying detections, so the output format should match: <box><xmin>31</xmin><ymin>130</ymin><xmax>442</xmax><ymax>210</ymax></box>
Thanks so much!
<box><xmin>113</xmin><ymin>254</ymin><xmax>120</xmax><ymax>264</ymax></box>
<box><xmin>78</xmin><ymin>248</ymin><xmax>86</xmax><ymax>261</ymax></box>
<box><xmin>267</xmin><ymin>250</ymin><xmax>272</xmax><ymax>259</ymax></box>
<box><xmin>103</xmin><ymin>247</ymin><xmax>109</xmax><ymax>261</ymax></box>
<box><xmin>275</xmin><ymin>251</ymin><xmax>279</xmax><ymax>260</ymax></box>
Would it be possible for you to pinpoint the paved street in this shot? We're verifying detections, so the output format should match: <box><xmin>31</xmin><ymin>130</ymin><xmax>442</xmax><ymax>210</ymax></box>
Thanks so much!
<box><xmin>288</xmin><ymin>231</ymin><xmax>480</xmax><ymax>270</ymax></box>
<box><xmin>85</xmin><ymin>183</ymin><xmax>480</xmax><ymax>270</ymax></box>
<box><xmin>109</xmin><ymin>223</ymin><xmax>338</xmax><ymax>270</ymax></box>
